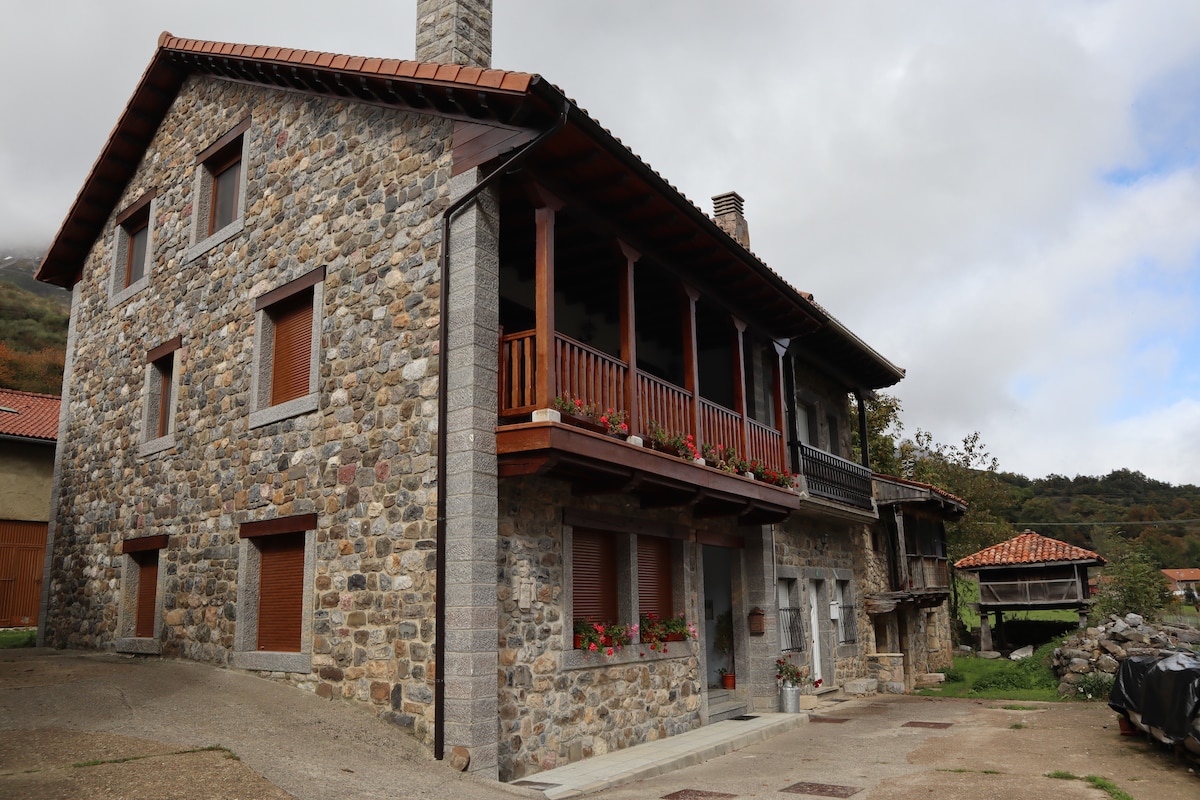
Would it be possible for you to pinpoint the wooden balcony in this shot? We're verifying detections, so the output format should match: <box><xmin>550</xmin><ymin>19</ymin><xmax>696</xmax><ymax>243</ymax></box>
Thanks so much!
<box><xmin>497</xmin><ymin>329</ymin><xmax>876</xmax><ymax>520</ymax></box>
<box><xmin>906</xmin><ymin>556</ymin><xmax>949</xmax><ymax>592</ymax></box>
<box><xmin>978</xmin><ymin>578</ymin><xmax>1085</xmax><ymax>608</ymax></box>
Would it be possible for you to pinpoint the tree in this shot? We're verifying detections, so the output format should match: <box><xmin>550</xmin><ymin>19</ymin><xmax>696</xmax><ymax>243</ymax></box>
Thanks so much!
<box><xmin>848</xmin><ymin>392</ymin><xmax>904</xmax><ymax>477</ymax></box>
<box><xmin>1092</xmin><ymin>541</ymin><xmax>1172</xmax><ymax>621</ymax></box>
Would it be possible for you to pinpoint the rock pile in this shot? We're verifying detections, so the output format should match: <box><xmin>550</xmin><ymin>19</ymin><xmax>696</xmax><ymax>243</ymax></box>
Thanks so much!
<box><xmin>1052</xmin><ymin>613</ymin><xmax>1200</xmax><ymax>697</ymax></box>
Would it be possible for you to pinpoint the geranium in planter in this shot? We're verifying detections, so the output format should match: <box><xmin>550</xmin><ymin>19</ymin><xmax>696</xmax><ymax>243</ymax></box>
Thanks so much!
<box><xmin>573</xmin><ymin>619</ymin><xmax>635</xmax><ymax>655</ymax></box>
<box><xmin>639</xmin><ymin>612</ymin><xmax>697</xmax><ymax>653</ymax></box>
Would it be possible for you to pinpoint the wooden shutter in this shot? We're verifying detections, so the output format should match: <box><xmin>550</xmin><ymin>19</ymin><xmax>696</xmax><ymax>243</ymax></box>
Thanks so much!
<box><xmin>257</xmin><ymin>533</ymin><xmax>305</xmax><ymax>652</ymax></box>
<box><xmin>572</xmin><ymin>529</ymin><xmax>617</xmax><ymax>625</ymax></box>
<box><xmin>637</xmin><ymin>536</ymin><xmax>673</xmax><ymax>619</ymax></box>
<box><xmin>270</xmin><ymin>292</ymin><xmax>313</xmax><ymax>406</ymax></box>
<box><xmin>135</xmin><ymin>554</ymin><xmax>158</xmax><ymax>638</ymax></box>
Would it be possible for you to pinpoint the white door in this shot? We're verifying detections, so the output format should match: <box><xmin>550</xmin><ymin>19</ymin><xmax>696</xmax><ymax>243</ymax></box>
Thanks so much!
<box><xmin>807</xmin><ymin>578</ymin><xmax>823</xmax><ymax>684</ymax></box>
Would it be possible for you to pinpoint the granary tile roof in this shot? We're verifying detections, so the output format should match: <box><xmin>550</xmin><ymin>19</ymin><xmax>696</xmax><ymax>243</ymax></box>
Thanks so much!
<box><xmin>954</xmin><ymin>530</ymin><xmax>1105</xmax><ymax>570</ymax></box>
<box><xmin>0</xmin><ymin>387</ymin><xmax>60</xmax><ymax>442</ymax></box>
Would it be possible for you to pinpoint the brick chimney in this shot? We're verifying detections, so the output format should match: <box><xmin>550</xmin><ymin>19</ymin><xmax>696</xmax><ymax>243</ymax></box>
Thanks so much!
<box><xmin>713</xmin><ymin>191</ymin><xmax>750</xmax><ymax>249</ymax></box>
<box><xmin>416</xmin><ymin>0</ymin><xmax>493</xmax><ymax>68</ymax></box>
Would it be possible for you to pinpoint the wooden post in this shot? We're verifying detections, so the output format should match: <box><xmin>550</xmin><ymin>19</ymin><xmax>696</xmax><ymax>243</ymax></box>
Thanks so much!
<box><xmin>893</xmin><ymin>506</ymin><xmax>911</xmax><ymax>591</ymax></box>
<box><xmin>682</xmin><ymin>284</ymin><xmax>701</xmax><ymax>441</ymax></box>
<box><xmin>994</xmin><ymin>610</ymin><xmax>1005</xmax><ymax>649</ymax></box>
<box><xmin>533</xmin><ymin>194</ymin><xmax>560</xmax><ymax>409</ymax></box>
<box><xmin>732</xmin><ymin>318</ymin><xmax>749</xmax><ymax>459</ymax></box>
<box><xmin>618</xmin><ymin>241</ymin><xmax>639</xmax><ymax>434</ymax></box>
<box><xmin>977</xmin><ymin>605</ymin><xmax>992</xmax><ymax>651</ymax></box>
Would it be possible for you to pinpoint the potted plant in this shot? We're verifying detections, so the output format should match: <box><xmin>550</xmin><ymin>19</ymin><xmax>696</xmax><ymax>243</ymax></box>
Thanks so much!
<box><xmin>718</xmin><ymin>666</ymin><xmax>736</xmax><ymax>690</ymax></box>
<box><xmin>573</xmin><ymin>619</ymin><xmax>635</xmax><ymax>656</ymax></box>
<box><xmin>776</xmin><ymin>655</ymin><xmax>821</xmax><ymax>711</ymax></box>
<box><xmin>640</xmin><ymin>612</ymin><xmax>697</xmax><ymax>652</ymax></box>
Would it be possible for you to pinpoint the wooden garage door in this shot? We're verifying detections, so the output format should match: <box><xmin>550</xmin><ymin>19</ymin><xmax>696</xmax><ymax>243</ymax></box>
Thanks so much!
<box><xmin>256</xmin><ymin>533</ymin><xmax>305</xmax><ymax>652</ymax></box>
<box><xmin>0</xmin><ymin>520</ymin><xmax>47</xmax><ymax>628</ymax></box>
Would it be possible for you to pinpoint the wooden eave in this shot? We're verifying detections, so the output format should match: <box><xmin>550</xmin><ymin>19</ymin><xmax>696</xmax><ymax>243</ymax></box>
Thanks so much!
<box><xmin>865</xmin><ymin>590</ymin><xmax>949</xmax><ymax>614</ymax></box>
<box><xmin>497</xmin><ymin>421</ymin><xmax>799</xmax><ymax>527</ymax></box>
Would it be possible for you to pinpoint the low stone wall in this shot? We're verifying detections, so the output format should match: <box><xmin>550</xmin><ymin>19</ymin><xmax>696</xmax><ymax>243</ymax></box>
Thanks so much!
<box><xmin>1051</xmin><ymin>613</ymin><xmax>1200</xmax><ymax>696</ymax></box>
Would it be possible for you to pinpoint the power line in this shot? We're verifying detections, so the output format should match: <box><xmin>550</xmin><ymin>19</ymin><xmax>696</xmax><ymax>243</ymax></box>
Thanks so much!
<box><xmin>983</xmin><ymin>518</ymin><xmax>1200</xmax><ymax>527</ymax></box>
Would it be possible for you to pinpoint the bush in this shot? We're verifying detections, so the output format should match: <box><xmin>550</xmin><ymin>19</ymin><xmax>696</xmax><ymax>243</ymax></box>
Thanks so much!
<box><xmin>1093</xmin><ymin>543</ymin><xmax>1172</xmax><ymax>621</ymax></box>
<box><xmin>1071</xmin><ymin>671</ymin><xmax>1115</xmax><ymax>701</ymax></box>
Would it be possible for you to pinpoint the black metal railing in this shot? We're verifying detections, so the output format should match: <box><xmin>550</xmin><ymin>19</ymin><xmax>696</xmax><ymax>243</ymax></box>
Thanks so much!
<box><xmin>800</xmin><ymin>444</ymin><xmax>873</xmax><ymax>509</ymax></box>
<box><xmin>779</xmin><ymin>606</ymin><xmax>806</xmax><ymax>652</ymax></box>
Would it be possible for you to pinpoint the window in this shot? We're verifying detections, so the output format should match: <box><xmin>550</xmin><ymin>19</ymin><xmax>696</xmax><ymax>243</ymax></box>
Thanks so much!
<box><xmin>249</xmin><ymin>268</ymin><xmax>324</xmax><ymax>429</ymax></box>
<box><xmin>636</xmin><ymin>536</ymin><xmax>673</xmax><ymax>620</ymax></box>
<box><xmin>572</xmin><ymin>529</ymin><xmax>618</xmax><ymax>626</ymax></box>
<box><xmin>234</xmin><ymin>514</ymin><xmax>316</xmax><ymax>673</ymax></box>
<box><xmin>109</xmin><ymin>192</ymin><xmax>155</xmax><ymax>307</ymax></box>
<box><xmin>139</xmin><ymin>336</ymin><xmax>181</xmax><ymax>457</ymax></box>
<box><xmin>116</xmin><ymin>535</ymin><xmax>166</xmax><ymax>654</ymax></box>
<box><xmin>832</xmin><ymin>579</ymin><xmax>856</xmax><ymax>644</ymax></box>
<box><xmin>188</xmin><ymin>118</ymin><xmax>251</xmax><ymax>259</ymax></box>
<box><xmin>564</xmin><ymin>514</ymin><xmax>688</xmax><ymax>664</ymax></box>
<box><xmin>777</xmin><ymin>577</ymin><xmax>804</xmax><ymax>652</ymax></box>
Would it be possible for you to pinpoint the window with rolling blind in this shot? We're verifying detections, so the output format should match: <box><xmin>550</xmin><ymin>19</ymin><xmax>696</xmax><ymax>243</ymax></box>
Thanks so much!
<box><xmin>250</xmin><ymin>268</ymin><xmax>324</xmax><ymax>429</ymax></box>
<box><xmin>269</xmin><ymin>290</ymin><xmax>313</xmax><ymax>406</ymax></box>
<box><xmin>637</xmin><ymin>536</ymin><xmax>673</xmax><ymax>619</ymax></box>
<box><xmin>208</xmin><ymin>145</ymin><xmax>242</xmax><ymax>235</ymax></box>
<box><xmin>572</xmin><ymin>529</ymin><xmax>618</xmax><ymax>625</ymax></box>
<box><xmin>256</xmin><ymin>532</ymin><xmax>305</xmax><ymax>652</ymax></box>
<box><xmin>153</xmin><ymin>354</ymin><xmax>173</xmax><ymax>438</ymax></box>
<box><xmin>134</xmin><ymin>552</ymin><xmax>159</xmax><ymax>638</ymax></box>
<box><xmin>141</xmin><ymin>336</ymin><xmax>181</xmax><ymax>455</ymax></box>
<box><xmin>110</xmin><ymin>191</ymin><xmax>154</xmax><ymax>306</ymax></box>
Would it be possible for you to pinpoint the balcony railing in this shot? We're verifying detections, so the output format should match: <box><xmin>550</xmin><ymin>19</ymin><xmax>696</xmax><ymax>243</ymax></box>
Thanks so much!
<box><xmin>799</xmin><ymin>444</ymin><xmax>872</xmax><ymax>509</ymax></box>
<box><xmin>905</xmin><ymin>556</ymin><xmax>949</xmax><ymax>591</ymax></box>
<box><xmin>499</xmin><ymin>329</ymin><xmax>875</xmax><ymax>510</ymax></box>
<box><xmin>979</xmin><ymin>578</ymin><xmax>1083</xmax><ymax>606</ymax></box>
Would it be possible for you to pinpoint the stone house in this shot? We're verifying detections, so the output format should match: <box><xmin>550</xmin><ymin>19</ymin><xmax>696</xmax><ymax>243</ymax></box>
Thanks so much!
<box><xmin>0</xmin><ymin>387</ymin><xmax>59</xmax><ymax>628</ymax></box>
<box><xmin>35</xmin><ymin>1</ymin><xmax>961</xmax><ymax>782</ymax></box>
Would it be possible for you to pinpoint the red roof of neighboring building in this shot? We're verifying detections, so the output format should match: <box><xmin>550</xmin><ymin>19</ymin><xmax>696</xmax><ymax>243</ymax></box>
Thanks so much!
<box><xmin>954</xmin><ymin>530</ymin><xmax>1105</xmax><ymax>570</ymax></box>
<box><xmin>1162</xmin><ymin>568</ymin><xmax>1200</xmax><ymax>582</ymax></box>
<box><xmin>0</xmin><ymin>388</ymin><xmax>60</xmax><ymax>442</ymax></box>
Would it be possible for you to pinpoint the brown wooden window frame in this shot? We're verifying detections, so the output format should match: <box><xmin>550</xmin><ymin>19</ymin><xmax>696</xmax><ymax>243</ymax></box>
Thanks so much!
<box><xmin>110</xmin><ymin>191</ymin><xmax>155</xmax><ymax>305</ymax></box>
<box><xmin>189</xmin><ymin>118</ymin><xmax>250</xmax><ymax>258</ymax></box>
<box><xmin>250</xmin><ymin>268</ymin><xmax>324</xmax><ymax>429</ymax></box>
<box><xmin>234</xmin><ymin>515</ymin><xmax>315</xmax><ymax>672</ymax></box>
<box><xmin>140</xmin><ymin>336</ymin><xmax>182</xmax><ymax>455</ymax></box>
<box><xmin>116</xmin><ymin>534</ymin><xmax>167</xmax><ymax>651</ymax></box>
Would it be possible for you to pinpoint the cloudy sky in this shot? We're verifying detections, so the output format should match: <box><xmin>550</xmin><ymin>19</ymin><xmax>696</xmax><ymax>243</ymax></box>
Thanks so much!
<box><xmin>2</xmin><ymin>1</ymin><xmax>1199</xmax><ymax>485</ymax></box>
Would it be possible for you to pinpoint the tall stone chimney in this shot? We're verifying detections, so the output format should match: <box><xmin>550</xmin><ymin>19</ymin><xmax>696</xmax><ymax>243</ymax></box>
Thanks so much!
<box><xmin>416</xmin><ymin>0</ymin><xmax>493</xmax><ymax>68</ymax></box>
<box><xmin>713</xmin><ymin>191</ymin><xmax>750</xmax><ymax>249</ymax></box>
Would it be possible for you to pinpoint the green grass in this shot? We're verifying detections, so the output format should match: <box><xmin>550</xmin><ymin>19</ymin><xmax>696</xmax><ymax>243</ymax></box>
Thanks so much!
<box><xmin>1044</xmin><ymin>771</ymin><xmax>1134</xmax><ymax>800</ymax></box>
<box><xmin>0</xmin><ymin>629</ymin><xmax>36</xmax><ymax>649</ymax></box>
<box><xmin>999</xmin><ymin>704</ymin><xmax>1041</xmax><ymax>710</ymax></box>
<box><xmin>916</xmin><ymin>642</ymin><xmax>1061</xmax><ymax>701</ymax></box>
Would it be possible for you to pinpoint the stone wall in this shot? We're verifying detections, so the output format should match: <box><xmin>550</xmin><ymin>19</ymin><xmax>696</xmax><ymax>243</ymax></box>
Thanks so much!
<box><xmin>1052</xmin><ymin>613</ymin><xmax>1200</xmax><ymax>697</ymax></box>
<box><xmin>774</xmin><ymin>515</ymin><xmax>868</xmax><ymax>688</ymax></box>
<box><xmin>44</xmin><ymin>73</ymin><xmax>454</xmax><ymax>743</ymax></box>
<box><xmin>497</xmin><ymin>476</ymin><xmax>711</xmax><ymax>782</ymax></box>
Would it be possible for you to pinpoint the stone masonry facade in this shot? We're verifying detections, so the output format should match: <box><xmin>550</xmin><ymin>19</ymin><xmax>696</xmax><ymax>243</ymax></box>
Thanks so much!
<box><xmin>43</xmin><ymin>73</ymin><xmax>454</xmax><ymax>743</ymax></box>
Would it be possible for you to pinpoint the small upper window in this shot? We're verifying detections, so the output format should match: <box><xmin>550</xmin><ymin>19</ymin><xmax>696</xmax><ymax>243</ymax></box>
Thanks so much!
<box><xmin>208</xmin><ymin>140</ymin><xmax>242</xmax><ymax>235</ymax></box>
<box><xmin>249</xmin><ymin>268</ymin><xmax>325</xmax><ymax>429</ymax></box>
<box><xmin>139</xmin><ymin>335</ymin><xmax>181</xmax><ymax>457</ymax></box>
<box><xmin>189</xmin><ymin>118</ymin><xmax>251</xmax><ymax>259</ymax></box>
<box><xmin>109</xmin><ymin>192</ymin><xmax>155</xmax><ymax>307</ymax></box>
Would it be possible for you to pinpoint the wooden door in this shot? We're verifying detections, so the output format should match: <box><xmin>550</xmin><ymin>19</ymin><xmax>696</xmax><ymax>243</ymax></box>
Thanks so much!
<box><xmin>0</xmin><ymin>520</ymin><xmax>48</xmax><ymax>627</ymax></box>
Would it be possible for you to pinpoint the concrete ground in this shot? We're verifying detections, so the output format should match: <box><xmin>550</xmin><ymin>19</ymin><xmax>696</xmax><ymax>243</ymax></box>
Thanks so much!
<box><xmin>1</xmin><ymin>647</ymin><xmax>1196</xmax><ymax>799</ymax></box>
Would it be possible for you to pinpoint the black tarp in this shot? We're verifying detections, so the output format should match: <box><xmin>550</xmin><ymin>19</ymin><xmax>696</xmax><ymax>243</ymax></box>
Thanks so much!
<box><xmin>1138</xmin><ymin>652</ymin><xmax>1200</xmax><ymax>745</ymax></box>
<box><xmin>1108</xmin><ymin>654</ymin><xmax>1161</xmax><ymax>716</ymax></box>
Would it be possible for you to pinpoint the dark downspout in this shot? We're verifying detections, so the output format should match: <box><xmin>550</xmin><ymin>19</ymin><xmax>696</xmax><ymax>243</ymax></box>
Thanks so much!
<box><xmin>433</xmin><ymin>102</ymin><xmax>569</xmax><ymax>760</ymax></box>
<box><xmin>783</xmin><ymin>352</ymin><xmax>800</xmax><ymax>474</ymax></box>
<box><xmin>854</xmin><ymin>389</ymin><xmax>870</xmax><ymax>472</ymax></box>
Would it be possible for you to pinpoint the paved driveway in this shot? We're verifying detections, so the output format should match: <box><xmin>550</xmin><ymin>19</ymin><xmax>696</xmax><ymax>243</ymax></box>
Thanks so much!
<box><xmin>1</xmin><ymin>647</ymin><xmax>1195</xmax><ymax>799</ymax></box>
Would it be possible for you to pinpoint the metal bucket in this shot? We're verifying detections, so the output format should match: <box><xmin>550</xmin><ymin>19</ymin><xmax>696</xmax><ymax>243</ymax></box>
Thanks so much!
<box><xmin>780</xmin><ymin>684</ymin><xmax>802</xmax><ymax>713</ymax></box>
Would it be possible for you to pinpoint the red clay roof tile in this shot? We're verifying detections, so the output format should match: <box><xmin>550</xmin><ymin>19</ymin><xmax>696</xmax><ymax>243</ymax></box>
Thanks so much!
<box><xmin>954</xmin><ymin>530</ymin><xmax>1105</xmax><ymax>570</ymax></box>
<box><xmin>1162</xmin><ymin>568</ymin><xmax>1200</xmax><ymax>582</ymax></box>
<box><xmin>0</xmin><ymin>388</ymin><xmax>60</xmax><ymax>442</ymax></box>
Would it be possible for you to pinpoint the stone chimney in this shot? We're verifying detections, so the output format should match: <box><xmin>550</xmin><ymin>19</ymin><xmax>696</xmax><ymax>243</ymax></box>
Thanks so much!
<box><xmin>713</xmin><ymin>191</ymin><xmax>750</xmax><ymax>249</ymax></box>
<box><xmin>416</xmin><ymin>0</ymin><xmax>493</xmax><ymax>68</ymax></box>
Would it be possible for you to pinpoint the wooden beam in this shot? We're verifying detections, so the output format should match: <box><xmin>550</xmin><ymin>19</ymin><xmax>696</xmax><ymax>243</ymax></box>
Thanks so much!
<box><xmin>618</xmin><ymin>240</ymin><xmax>640</xmax><ymax>435</ymax></box>
<box><xmin>534</xmin><ymin>205</ymin><xmax>556</xmax><ymax>409</ymax></box>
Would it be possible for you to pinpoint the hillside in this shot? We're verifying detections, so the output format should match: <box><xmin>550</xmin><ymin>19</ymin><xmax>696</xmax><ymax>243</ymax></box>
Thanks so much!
<box><xmin>0</xmin><ymin>247</ymin><xmax>68</xmax><ymax>394</ymax></box>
